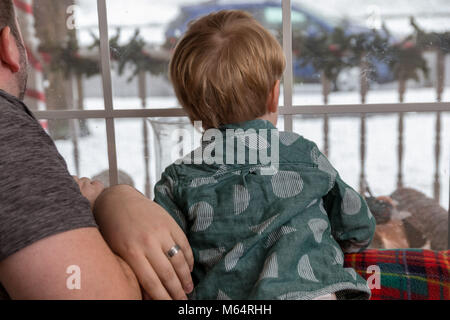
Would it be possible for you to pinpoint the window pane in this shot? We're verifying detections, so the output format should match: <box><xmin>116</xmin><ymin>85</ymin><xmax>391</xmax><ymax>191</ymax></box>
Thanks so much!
<box><xmin>19</xmin><ymin>1</ymin><xmax>104</xmax><ymax>111</ymax></box>
<box><xmin>17</xmin><ymin>1</ymin><xmax>104</xmax><ymax>140</ymax></box>
<box><xmin>114</xmin><ymin>117</ymin><xmax>201</xmax><ymax>198</ymax></box>
<box><xmin>264</xmin><ymin>7</ymin><xmax>307</xmax><ymax>26</ymax></box>
<box><xmin>45</xmin><ymin>119</ymin><xmax>109</xmax><ymax>180</ymax></box>
<box><xmin>290</xmin><ymin>0</ymin><xmax>450</xmax><ymax>106</ymax></box>
<box><xmin>104</xmin><ymin>0</ymin><xmax>283</xmax><ymax>110</ymax></box>
<box><xmin>293</xmin><ymin>111</ymin><xmax>449</xmax><ymax>250</ymax></box>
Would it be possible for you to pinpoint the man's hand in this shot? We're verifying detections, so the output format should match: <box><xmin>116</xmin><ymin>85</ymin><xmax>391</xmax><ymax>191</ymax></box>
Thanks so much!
<box><xmin>93</xmin><ymin>185</ymin><xmax>194</xmax><ymax>300</ymax></box>
<box><xmin>73</xmin><ymin>176</ymin><xmax>105</xmax><ymax>211</ymax></box>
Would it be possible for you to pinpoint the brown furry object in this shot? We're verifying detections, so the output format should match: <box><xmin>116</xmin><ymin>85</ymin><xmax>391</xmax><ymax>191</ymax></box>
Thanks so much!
<box><xmin>391</xmin><ymin>188</ymin><xmax>448</xmax><ymax>251</ymax></box>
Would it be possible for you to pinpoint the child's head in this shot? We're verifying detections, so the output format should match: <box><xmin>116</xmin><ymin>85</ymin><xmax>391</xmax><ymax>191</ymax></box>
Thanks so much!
<box><xmin>169</xmin><ymin>10</ymin><xmax>286</xmax><ymax>130</ymax></box>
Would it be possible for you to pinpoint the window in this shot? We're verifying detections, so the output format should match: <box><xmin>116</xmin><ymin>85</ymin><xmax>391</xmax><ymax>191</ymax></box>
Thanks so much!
<box><xmin>23</xmin><ymin>0</ymin><xmax>449</xmax><ymax>250</ymax></box>
<box><xmin>264</xmin><ymin>7</ymin><xmax>307</xmax><ymax>26</ymax></box>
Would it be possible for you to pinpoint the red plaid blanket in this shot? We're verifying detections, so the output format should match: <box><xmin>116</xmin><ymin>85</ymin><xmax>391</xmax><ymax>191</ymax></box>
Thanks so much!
<box><xmin>344</xmin><ymin>249</ymin><xmax>450</xmax><ymax>300</ymax></box>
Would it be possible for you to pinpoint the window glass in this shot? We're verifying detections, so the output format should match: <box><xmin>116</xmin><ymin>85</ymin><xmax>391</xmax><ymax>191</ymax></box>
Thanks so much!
<box><xmin>48</xmin><ymin>119</ymin><xmax>109</xmax><ymax>180</ymax></box>
<box><xmin>293</xmin><ymin>111</ymin><xmax>449</xmax><ymax>250</ymax></box>
<box><xmin>21</xmin><ymin>1</ymin><xmax>104</xmax><ymax>112</ymax></box>
<box><xmin>104</xmin><ymin>0</ymin><xmax>283</xmax><ymax>110</ymax></box>
<box><xmin>264</xmin><ymin>7</ymin><xmax>307</xmax><ymax>26</ymax></box>
<box><xmin>114</xmin><ymin>117</ymin><xmax>201</xmax><ymax>198</ymax></box>
<box><xmin>290</xmin><ymin>0</ymin><xmax>450</xmax><ymax>106</ymax></box>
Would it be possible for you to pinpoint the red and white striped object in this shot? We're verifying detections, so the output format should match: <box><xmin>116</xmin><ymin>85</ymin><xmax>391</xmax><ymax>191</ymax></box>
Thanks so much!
<box><xmin>14</xmin><ymin>0</ymin><xmax>48</xmax><ymax>131</ymax></box>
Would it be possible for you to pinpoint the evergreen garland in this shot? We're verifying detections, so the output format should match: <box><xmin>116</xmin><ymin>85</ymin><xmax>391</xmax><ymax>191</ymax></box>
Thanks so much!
<box><xmin>297</xmin><ymin>27</ymin><xmax>353</xmax><ymax>82</ymax></box>
<box><xmin>42</xmin><ymin>20</ymin><xmax>442</xmax><ymax>86</ymax></box>
<box><xmin>47</xmin><ymin>29</ymin><xmax>170</xmax><ymax>81</ymax></box>
<box><xmin>91</xmin><ymin>29</ymin><xmax>169</xmax><ymax>81</ymax></box>
<box><xmin>384</xmin><ymin>23</ymin><xmax>429</xmax><ymax>82</ymax></box>
<box><xmin>114</xmin><ymin>30</ymin><xmax>168</xmax><ymax>81</ymax></box>
<box><xmin>41</xmin><ymin>36</ymin><xmax>100</xmax><ymax>79</ymax></box>
<box><xmin>411</xmin><ymin>17</ymin><xmax>450</xmax><ymax>54</ymax></box>
<box><xmin>348</xmin><ymin>27</ymin><xmax>391</xmax><ymax>80</ymax></box>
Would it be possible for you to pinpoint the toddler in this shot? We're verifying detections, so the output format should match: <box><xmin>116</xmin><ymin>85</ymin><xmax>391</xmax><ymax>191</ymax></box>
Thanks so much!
<box><xmin>154</xmin><ymin>10</ymin><xmax>376</xmax><ymax>300</ymax></box>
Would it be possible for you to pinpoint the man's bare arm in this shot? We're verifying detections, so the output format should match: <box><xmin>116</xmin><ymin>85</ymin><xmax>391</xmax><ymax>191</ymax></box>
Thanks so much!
<box><xmin>94</xmin><ymin>185</ymin><xmax>194</xmax><ymax>300</ymax></box>
<box><xmin>0</xmin><ymin>227</ymin><xmax>142</xmax><ymax>300</ymax></box>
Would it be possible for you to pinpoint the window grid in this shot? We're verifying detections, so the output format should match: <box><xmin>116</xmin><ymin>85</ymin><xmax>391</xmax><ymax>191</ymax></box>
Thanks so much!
<box><xmin>97</xmin><ymin>0</ymin><xmax>119</xmax><ymax>186</ymax></box>
<box><xmin>282</xmin><ymin>0</ymin><xmax>293</xmax><ymax>132</ymax></box>
<box><xmin>30</xmin><ymin>0</ymin><xmax>450</xmax><ymax>248</ymax></box>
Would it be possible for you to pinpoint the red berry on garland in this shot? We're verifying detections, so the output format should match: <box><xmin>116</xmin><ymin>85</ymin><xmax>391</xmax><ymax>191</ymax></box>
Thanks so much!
<box><xmin>328</xmin><ymin>44</ymin><xmax>339</xmax><ymax>52</ymax></box>
<box><xmin>402</xmin><ymin>41</ymin><xmax>415</xmax><ymax>49</ymax></box>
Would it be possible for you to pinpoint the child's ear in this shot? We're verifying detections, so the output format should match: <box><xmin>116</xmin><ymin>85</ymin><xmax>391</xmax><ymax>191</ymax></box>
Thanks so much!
<box><xmin>267</xmin><ymin>80</ymin><xmax>280</xmax><ymax>114</ymax></box>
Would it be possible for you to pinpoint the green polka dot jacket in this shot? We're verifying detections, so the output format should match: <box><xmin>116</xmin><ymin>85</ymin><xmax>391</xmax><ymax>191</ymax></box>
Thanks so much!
<box><xmin>154</xmin><ymin>120</ymin><xmax>376</xmax><ymax>300</ymax></box>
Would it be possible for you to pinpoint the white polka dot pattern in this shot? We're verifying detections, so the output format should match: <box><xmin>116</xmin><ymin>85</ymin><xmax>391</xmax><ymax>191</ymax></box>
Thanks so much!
<box><xmin>236</xmin><ymin>132</ymin><xmax>270</xmax><ymax>150</ymax></box>
<box><xmin>217</xmin><ymin>289</ymin><xmax>231</xmax><ymax>300</ymax></box>
<box><xmin>306</xmin><ymin>199</ymin><xmax>317</xmax><ymax>209</ymax></box>
<box><xmin>248</xmin><ymin>166</ymin><xmax>262</xmax><ymax>174</ymax></box>
<box><xmin>249</xmin><ymin>214</ymin><xmax>279</xmax><ymax>235</ymax></box>
<box><xmin>319</xmin><ymin>199</ymin><xmax>328</xmax><ymax>216</ymax></box>
<box><xmin>311</xmin><ymin>147</ymin><xmax>320</xmax><ymax>163</ymax></box>
<box><xmin>318</xmin><ymin>156</ymin><xmax>337</xmax><ymax>191</ymax></box>
<box><xmin>234</xmin><ymin>185</ymin><xmax>250</xmax><ymax>215</ymax></box>
<box><xmin>317</xmin><ymin>155</ymin><xmax>337</xmax><ymax>177</ymax></box>
<box><xmin>224</xmin><ymin>243</ymin><xmax>244</xmax><ymax>272</ymax></box>
<box><xmin>368</xmin><ymin>208</ymin><xmax>374</xmax><ymax>219</ymax></box>
<box><xmin>308</xmin><ymin>219</ymin><xmax>328</xmax><ymax>243</ymax></box>
<box><xmin>279</xmin><ymin>132</ymin><xmax>300</xmax><ymax>146</ymax></box>
<box><xmin>214</xmin><ymin>165</ymin><xmax>228</xmax><ymax>177</ymax></box>
<box><xmin>258</xmin><ymin>252</ymin><xmax>279</xmax><ymax>282</ymax></box>
<box><xmin>190</xmin><ymin>176</ymin><xmax>218</xmax><ymax>187</ymax></box>
<box><xmin>198</xmin><ymin>247</ymin><xmax>226</xmax><ymax>270</ymax></box>
<box><xmin>264</xmin><ymin>226</ymin><xmax>297</xmax><ymax>248</ymax></box>
<box><xmin>189</xmin><ymin>202</ymin><xmax>214</xmax><ymax>232</ymax></box>
<box><xmin>271</xmin><ymin>171</ymin><xmax>303</xmax><ymax>198</ymax></box>
<box><xmin>311</xmin><ymin>147</ymin><xmax>337</xmax><ymax>191</ymax></box>
<box><xmin>155</xmin><ymin>176</ymin><xmax>175</xmax><ymax>200</ymax></box>
<box><xmin>297</xmin><ymin>255</ymin><xmax>319</xmax><ymax>282</ymax></box>
<box><xmin>341</xmin><ymin>188</ymin><xmax>362</xmax><ymax>215</ymax></box>
<box><xmin>180</xmin><ymin>146</ymin><xmax>204</xmax><ymax>164</ymax></box>
<box><xmin>333</xmin><ymin>246</ymin><xmax>344</xmax><ymax>265</ymax></box>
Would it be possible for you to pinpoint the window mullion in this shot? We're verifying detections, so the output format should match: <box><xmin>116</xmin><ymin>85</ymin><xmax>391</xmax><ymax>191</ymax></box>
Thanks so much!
<box><xmin>282</xmin><ymin>0</ymin><xmax>293</xmax><ymax>132</ymax></box>
<box><xmin>97</xmin><ymin>0</ymin><xmax>119</xmax><ymax>186</ymax></box>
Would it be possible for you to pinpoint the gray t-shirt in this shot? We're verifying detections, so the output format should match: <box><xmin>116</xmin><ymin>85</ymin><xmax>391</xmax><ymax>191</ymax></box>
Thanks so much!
<box><xmin>0</xmin><ymin>90</ymin><xmax>98</xmax><ymax>299</ymax></box>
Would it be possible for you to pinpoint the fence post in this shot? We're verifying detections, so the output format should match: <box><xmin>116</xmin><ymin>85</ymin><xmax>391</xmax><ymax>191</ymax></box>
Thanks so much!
<box><xmin>434</xmin><ymin>49</ymin><xmax>445</xmax><ymax>202</ymax></box>
<box><xmin>397</xmin><ymin>76</ymin><xmax>406</xmax><ymax>189</ymax></box>
<box><xmin>65</xmin><ymin>72</ymin><xmax>80</xmax><ymax>176</ymax></box>
<box><xmin>359</xmin><ymin>54</ymin><xmax>369</xmax><ymax>194</ymax></box>
<box><xmin>321</xmin><ymin>72</ymin><xmax>330</xmax><ymax>156</ymax></box>
<box><xmin>138</xmin><ymin>70</ymin><xmax>151</xmax><ymax>198</ymax></box>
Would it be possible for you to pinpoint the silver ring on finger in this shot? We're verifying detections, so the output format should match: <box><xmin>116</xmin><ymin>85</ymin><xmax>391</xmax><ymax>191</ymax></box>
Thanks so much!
<box><xmin>167</xmin><ymin>244</ymin><xmax>181</xmax><ymax>258</ymax></box>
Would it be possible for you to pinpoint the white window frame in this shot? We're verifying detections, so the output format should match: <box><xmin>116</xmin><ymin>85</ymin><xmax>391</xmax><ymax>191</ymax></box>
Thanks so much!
<box><xmin>31</xmin><ymin>0</ymin><xmax>450</xmax><ymax>248</ymax></box>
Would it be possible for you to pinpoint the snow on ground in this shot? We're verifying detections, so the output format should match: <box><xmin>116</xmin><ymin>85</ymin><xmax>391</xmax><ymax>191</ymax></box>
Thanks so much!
<box><xmin>53</xmin><ymin>86</ymin><xmax>450</xmax><ymax>209</ymax></box>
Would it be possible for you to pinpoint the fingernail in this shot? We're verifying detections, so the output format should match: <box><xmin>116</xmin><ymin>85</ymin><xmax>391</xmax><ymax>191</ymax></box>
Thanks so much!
<box><xmin>185</xmin><ymin>283</ymin><xmax>194</xmax><ymax>294</ymax></box>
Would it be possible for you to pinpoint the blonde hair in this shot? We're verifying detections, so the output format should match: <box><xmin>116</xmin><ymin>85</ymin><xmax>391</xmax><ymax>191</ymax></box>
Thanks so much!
<box><xmin>169</xmin><ymin>10</ymin><xmax>286</xmax><ymax>129</ymax></box>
